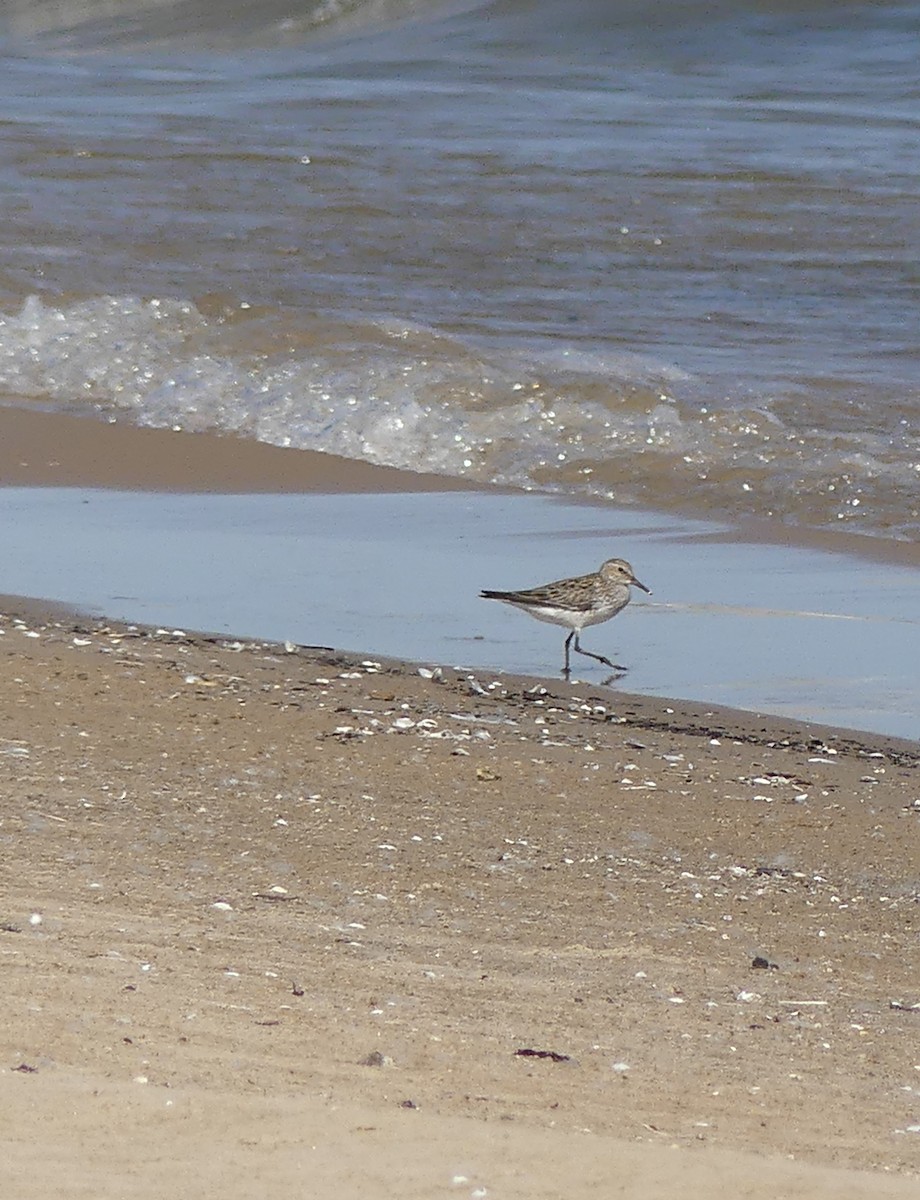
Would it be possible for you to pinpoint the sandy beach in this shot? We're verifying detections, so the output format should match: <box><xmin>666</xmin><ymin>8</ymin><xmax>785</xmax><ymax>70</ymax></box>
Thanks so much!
<box><xmin>1</xmin><ymin>408</ymin><xmax>919</xmax><ymax>1197</ymax></box>
<box><xmin>2</xmin><ymin>605</ymin><xmax>919</xmax><ymax>1198</ymax></box>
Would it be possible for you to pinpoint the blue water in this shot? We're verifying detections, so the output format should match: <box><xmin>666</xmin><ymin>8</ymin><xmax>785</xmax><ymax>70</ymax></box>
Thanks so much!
<box><xmin>0</xmin><ymin>0</ymin><xmax>918</xmax><ymax>541</ymax></box>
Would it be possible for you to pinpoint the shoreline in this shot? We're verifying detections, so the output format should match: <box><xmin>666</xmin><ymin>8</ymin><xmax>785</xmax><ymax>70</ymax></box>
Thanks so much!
<box><xmin>2</xmin><ymin>602</ymin><xmax>918</xmax><ymax>1197</ymax></box>
<box><xmin>0</xmin><ymin>403</ymin><xmax>478</xmax><ymax>494</ymax></box>
<box><xmin>0</xmin><ymin>405</ymin><xmax>916</xmax><ymax>742</ymax></box>
<box><xmin>2</xmin><ymin>402</ymin><xmax>918</xmax><ymax>569</ymax></box>
<box><xmin>0</xmin><ymin>483</ymin><xmax>916</xmax><ymax>742</ymax></box>
<box><xmin>3</xmin><ymin>589</ymin><xmax>919</xmax><ymax>762</ymax></box>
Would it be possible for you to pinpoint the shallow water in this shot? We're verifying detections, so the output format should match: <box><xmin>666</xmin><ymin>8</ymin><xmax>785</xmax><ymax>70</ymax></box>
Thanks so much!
<box><xmin>1</xmin><ymin>486</ymin><xmax>916</xmax><ymax>739</ymax></box>
<box><xmin>0</xmin><ymin>0</ymin><xmax>918</xmax><ymax>541</ymax></box>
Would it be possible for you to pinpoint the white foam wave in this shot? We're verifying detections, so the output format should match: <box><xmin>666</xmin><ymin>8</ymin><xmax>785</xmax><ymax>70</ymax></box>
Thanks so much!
<box><xmin>1</xmin><ymin>294</ymin><xmax>917</xmax><ymax>540</ymax></box>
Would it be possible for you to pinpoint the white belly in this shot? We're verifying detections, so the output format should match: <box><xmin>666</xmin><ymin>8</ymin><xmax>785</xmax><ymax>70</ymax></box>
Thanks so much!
<box><xmin>511</xmin><ymin>597</ymin><xmax>626</xmax><ymax>631</ymax></box>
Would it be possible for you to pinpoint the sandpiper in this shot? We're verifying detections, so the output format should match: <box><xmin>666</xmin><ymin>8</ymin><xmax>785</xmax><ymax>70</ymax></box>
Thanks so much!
<box><xmin>481</xmin><ymin>557</ymin><xmax>651</xmax><ymax>676</ymax></box>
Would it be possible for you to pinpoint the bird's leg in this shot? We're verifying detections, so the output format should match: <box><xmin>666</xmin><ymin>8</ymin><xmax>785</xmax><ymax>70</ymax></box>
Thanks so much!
<box><xmin>572</xmin><ymin>634</ymin><xmax>627</xmax><ymax>672</ymax></box>
<box><xmin>563</xmin><ymin>630</ymin><xmax>575</xmax><ymax>676</ymax></box>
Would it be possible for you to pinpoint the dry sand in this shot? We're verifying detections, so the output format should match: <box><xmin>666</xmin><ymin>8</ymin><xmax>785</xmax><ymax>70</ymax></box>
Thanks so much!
<box><xmin>2</xmin><ymin>603</ymin><xmax>919</xmax><ymax>1198</ymax></box>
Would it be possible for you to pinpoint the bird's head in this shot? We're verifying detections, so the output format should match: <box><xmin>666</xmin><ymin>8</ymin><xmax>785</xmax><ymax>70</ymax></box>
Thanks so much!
<box><xmin>601</xmin><ymin>558</ymin><xmax>651</xmax><ymax>594</ymax></box>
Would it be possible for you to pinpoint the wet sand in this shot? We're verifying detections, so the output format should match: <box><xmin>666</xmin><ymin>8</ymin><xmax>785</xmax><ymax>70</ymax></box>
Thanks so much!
<box><xmin>0</xmin><ymin>403</ymin><xmax>478</xmax><ymax>493</ymax></box>
<box><xmin>1</xmin><ymin>406</ymin><xmax>919</xmax><ymax>1196</ymax></box>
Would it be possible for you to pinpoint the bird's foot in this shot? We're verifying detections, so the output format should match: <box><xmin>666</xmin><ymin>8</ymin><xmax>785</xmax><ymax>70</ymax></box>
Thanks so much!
<box><xmin>581</xmin><ymin>654</ymin><xmax>628</xmax><ymax>671</ymax></box>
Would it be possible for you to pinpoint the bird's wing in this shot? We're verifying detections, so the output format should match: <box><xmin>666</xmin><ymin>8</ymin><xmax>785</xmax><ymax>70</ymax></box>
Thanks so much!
<box><xmin>509</xmin><ymin>576</ymin><xmax>597</xmax><ymax>611</ymax></box>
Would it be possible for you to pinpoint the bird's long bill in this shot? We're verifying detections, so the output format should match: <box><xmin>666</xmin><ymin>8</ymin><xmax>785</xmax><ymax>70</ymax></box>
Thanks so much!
<box><xmin>631</xmin><ymin>575</ymin><xmax>652</xmax><ymax>595</ymax></box>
